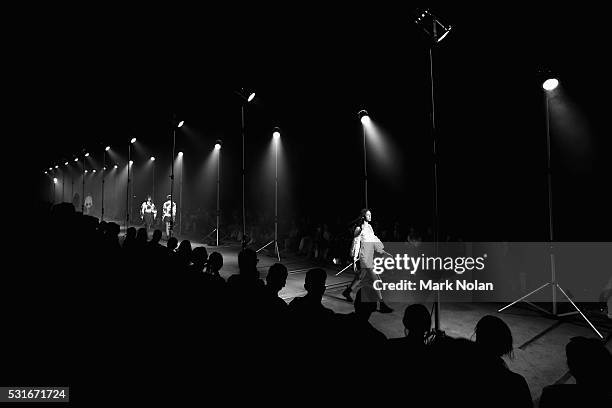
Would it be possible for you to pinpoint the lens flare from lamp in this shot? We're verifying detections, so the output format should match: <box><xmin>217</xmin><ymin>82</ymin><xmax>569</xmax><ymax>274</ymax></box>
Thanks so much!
<box><xmin>543</xmin><ymin>78</ymin><xmax>559</xmax><ymax>91</ymax></box>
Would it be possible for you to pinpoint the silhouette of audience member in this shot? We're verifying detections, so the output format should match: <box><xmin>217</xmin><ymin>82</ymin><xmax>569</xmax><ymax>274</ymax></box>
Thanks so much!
<box><xmin>341</xmin><ymin>289</ymin><xmax>386</xmax><ymax>346</ymax></box>
<box><xmin>136</xmin><ymin>227</ymin><xmax>148</xmax><ymax>247</ymax></box>
<box><xmin>388</xmin><ymin>303</ymin><xmax>431</xmax><ymax>352</ymax></box>
<box><xmin>540</xmin><ymin>336</ymin><xmax>612</xmax><ymax>407</ymax></box>
<box><xmin>474</xmin><ymin>315</ymin><xmax>533</xmax><ymax>408</ymax></box>
<box><xmin>227</xmin><ymin>248</ymin><xmax>263</xmax><ymax>291</ymax></box>
<box><xmin>205</xmin><ymin>252</ymin><xmax>224</xmax><ymax>280</ymax></box>
<box><xmin>190</xmin><ymin>246</ymin><xmax>208</xmax><ymax>274</ymax></box>
<box><xmin>166</xmin><ymin>236</ymin><xmax>177</xmax><ymax>249</ymax></box>
<box><xmin>123</xmin><ymin>227</ymin><xmax>137</xmax><ymax>250</ymax></box>
<box><xmin>264</xmin><ymin>263</ymin><xmax>289</xmax><ymax>316</ymax></box>
<box><xmin>288</xmin><ymin>268</ymin><xmax>333</xmax><ymax>318</ymax></box>
<box><xmin>175</xmin><ymin>240</ymin><xmax>193</xmax><ymax>270</ymax></box>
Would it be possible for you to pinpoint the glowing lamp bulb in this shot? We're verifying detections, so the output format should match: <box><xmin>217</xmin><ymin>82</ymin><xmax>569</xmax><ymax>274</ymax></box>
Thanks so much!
<box><xmin>543</xmin><ymin>78</ymin><xmax>559</xmax><ymax>91</ymax></box>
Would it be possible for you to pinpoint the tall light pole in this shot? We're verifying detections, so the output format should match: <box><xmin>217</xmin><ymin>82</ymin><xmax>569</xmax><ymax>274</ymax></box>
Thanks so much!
<box><xmin>126</xmin><ymin>138</ymin><xmax>136</xmax><ymax>230</ymax></box>
<box><xmin>82</xmin><ymin>152</ymin><xmax>88</xmax><ymax>213</ymax></box>
<box><xmin>102</xmin><ymin>146</ymin><xmax>110</xmax><ymax>221</ymax></box>
<box><xmin>498</xmin><ymin>77</ymin><xmax>603</xmax><ymax>339</ymax></box>
<box><xmin>215</xmin><ymin>141</ymin><xmax>222</xmax><ymax>246</ymax></box>
<box><xmin>236</xmin><ymin>89</ymin><xmax>255</xmax><ymax>246</ymax></box>
<box><xmin>414</xmin><ymin>8</ymin><xmax>453</xmax><ymax>331</ymax></box>
<box><xmin>179</xmin><ymin>153</ymin><xmax>183</xmax><ymax>235</ymax></box>
<box><xmin>256</xmin><ymin>128</ymin><xmax>281</xmax><ymax>261</ymax></box>
<box><xmin>358</xmin><ymin>110</ymin><xmax>369</xmax><ymax>208</ymax></box>
<box><xmin>150</xmin><ymin>156</ymin><xmax>156</xmax><ymax>204</ymax></box>
<box><xmin>169</xmin><ymin>118</ymin><xmax>183</xmax><ymax>238</ymax></box>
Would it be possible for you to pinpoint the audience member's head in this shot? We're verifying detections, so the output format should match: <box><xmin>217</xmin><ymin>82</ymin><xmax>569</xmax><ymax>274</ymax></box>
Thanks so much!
<box><xmin>191</xmin><ymin>246</ymin><xmax>208</xmax><ymax>270</ymax></box>
<box><xmin>238</xmin><ymin>248</ymin><xmax>259</xmax><ymax>278</ymax></box>
<box><xmin>266</xmin><ymin>263</ymin><xmax>288</xmax><ymax>293</ymax></box>
<box><xmin>354</xmin><ymin>289</ymin><xmax>377</xmax><ymax>320</ymax></box>
<box><xmin>151</xmin><ymin>229</ymin><xmax>162</xmax><ymax>244</ymax></box>
<box><xmin>207</xmin><ymin>252</ymin><xmax>223</xmax><ymax>274</ymax></box>
<box><xmin>475</xmin><ymin>315</ymin><xmax>513</xmax><ymax>358</ymax></box>
<box><xmin>177</xmin><ymin>240</ymin><xmax>192</xmax><ymax>260</ymax></box>
<box><xmin>136</xmin><ymin>227</ymin><xmax>148</xmax><ymax>244</ymax></box>
<box><xmin>565</xmin><ymin>336</ymin><xmax>612</xmax><ymax>386</ymax></box>
<box><xmin>167</xmin><ymin>237</ymin><xmax>178</xmax><ymax>251</ymax></box>
<box><xmin>402</xmin><ymin>303</ymin><xmax>431</xmax><ymax>338</ymax></box>
<box><xmin>126</xmin><ymin>227</ymin><xmax>136</xmax><ymax>240</ymax></box>
<box><xmin>304</xmin><ymin>268</ymin><xmax>327</xmax><ymax>299</ymax></box>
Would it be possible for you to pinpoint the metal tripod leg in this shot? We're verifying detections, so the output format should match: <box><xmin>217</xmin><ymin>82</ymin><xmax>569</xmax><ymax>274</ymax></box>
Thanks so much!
<box><xmin>556</xmin><ymin>284</ymin><xmax>603</xmax><ymax>339</ymax></box>
<box><xmin>256</xmin><ymin>240</ymin><xmax>281</xmax><ymax>262</ymax></box>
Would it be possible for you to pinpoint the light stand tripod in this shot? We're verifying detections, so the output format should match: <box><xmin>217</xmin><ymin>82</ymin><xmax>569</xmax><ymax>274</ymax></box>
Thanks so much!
<box><xmin>498</xmin><ymin>86</ymin><xmax>603</xmax><ymax>339</ymax></box>
<box><xmin>256</xmin><ymin>128</ymin><xmax>281</xmax><ymax>261</ymax></box>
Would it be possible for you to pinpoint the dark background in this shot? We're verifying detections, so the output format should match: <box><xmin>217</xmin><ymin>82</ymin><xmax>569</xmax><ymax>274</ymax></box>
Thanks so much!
<box><xmin>23</xmin><ymin>4</ymin><xmax>610</xmax><ymax>241</ymax></box>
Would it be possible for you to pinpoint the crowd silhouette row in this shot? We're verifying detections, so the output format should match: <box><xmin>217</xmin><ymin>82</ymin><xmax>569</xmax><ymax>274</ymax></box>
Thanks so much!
<box><xmin>6</xmin><ymin>202</ymin><xmax>610</xmax><ymax>405</ymax></box>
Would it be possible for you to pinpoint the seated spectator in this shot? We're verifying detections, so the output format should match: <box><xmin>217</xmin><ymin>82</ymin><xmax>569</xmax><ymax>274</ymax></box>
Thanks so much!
<box><xmin>388</xmin><ymin>303</ymin><xmax>431</xmax><ymax>352</ymax></box>
<box><xmin>340</xmin><ymin>289</ymin><xmax>386</xmax><ymax>347</ymax></box>
<box><xmin>474</xmin><ymin>315</ymin><xmax>533</xmax><ymax>408</ymax></box>
<box><xmin>540</xmin><ymin>336</ymin><xmax>612</xmax><ymax>407</ymax></box>
<box><xmin>288</xmin><ymin>268</ymin><xmax>334</xmax><ymax>319</ymax></box>
<box><xmin>226</xmin><ymin>248</ymin><xmax>264</xmax><ymax>292</ymax></box>
<box><xmin>122</xmin><ymin>227</ymin><xmax>136</xmax><ymax>250</ymax></box>
<box><xmin>190</xmin><ymin>246</ymin><xmax>208</xmax><ymax>274</ymax></box>
<box><xmin>264</xmin><ymin>263</ymin><xmax>289</xmax><ymax>317</ymax></box>
<box><xmin>205</xmin><ymin>252</ymin><xmax>225</xmax><ymax>284</ymax></box>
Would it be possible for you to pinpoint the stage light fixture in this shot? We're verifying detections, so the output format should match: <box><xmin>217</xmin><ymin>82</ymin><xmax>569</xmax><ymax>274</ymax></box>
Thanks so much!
<box><xmin>53</xmin><ymin>178</ymin><xmax>58</xmax><ymax>184</ymax></box>
<box><xmin>129</xmin><ymin>160</ymin><xmax>133</xmax><ymax>165</ymax></box>
<box><xmin>247</xmin><ymin>92</ymin><xmax>256</xmax><ymax>102</ymax></box>
<box><xmin>543</xmin><ymin>78</ymin><xmax>559</xmax><ymax>91</ymax></box>
<box><xmin>74</xmin><ymin>158</ymin><xmax>78</xmax><ymax>162</ymax></box>
<box><xmin>131</xmin><ymin>137</ymin><xmax>137</xmax><ymax>144</ymax></box>
<box><xmin>414</xmin><ymin>9</ymin><xmax>452</xmax><ymax>44</ymax></box>
<box><xmin>105</xmin><ymin>146</ymin><xmax>111</xmax><ymax>151</ymax></box>
<box><xmin>114</xmin><ymin>164</ymin><xmax>118</xmax><ymax>169</ymax></box>
<box><xmin>55</xmin><ymin>165</ymin><xmax>59</xmax><ymax>169</ymax></box>
<box><xmin>273</xmin><ymin>127</ymin><xmax>281</xmax><ymax>140</ymax></box>
<box><xmin>358</xmin><ymin>109</ymin><xmax>370</xmax><ymax>125</ymax></box>
<box><xmin>150</xmin><ymin>156</ymin><xmax>155</xmax><ymax>161</ymax></box>
<box><xmin>177</xmin><ymin>120</ymin><xmax>184</xmax><ymax>128</ymax></box>
<box><xmin>178</xmin><ymin>151</ymin><xmax>183</xmax><ymax>156</ymax></box>
<box><xmin>84</xmin><ymin>152</ymin><xmax>89</xmax><ymax>157</ymax></box>
<box><xmin>214</xmin><ymin>140</ymin><xmax>222</xmax><ymax>150</ymax></box>
<box><xmin>49</xmin><ymin>167</ymin><xmax>53</xmax><ymax>171</ymax></box>
<box><xmin>64</xmin><ymin>161</ymin><xmax>69</xmax><ymax>166</ymax></box>
<box><xmin>84</xmin><ymin>170</ymin><xmax>88</xmax><ymax>174</ymax></box>
<box><xmin>92</xmin><ymin>169</ymin><xmax>96</xmax><ymax>173</ymax></box>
